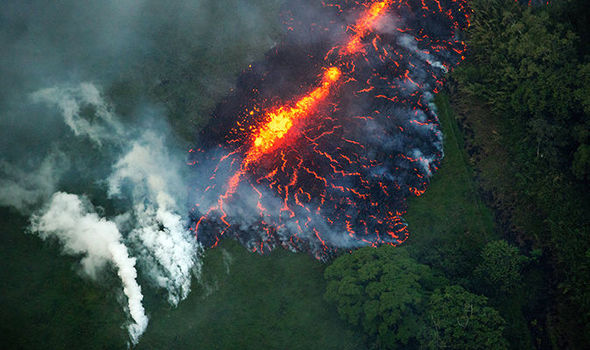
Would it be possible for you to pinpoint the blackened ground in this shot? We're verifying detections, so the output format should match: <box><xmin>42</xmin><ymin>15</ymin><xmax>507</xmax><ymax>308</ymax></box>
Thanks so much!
<box><xmin>191</xmin><ymin>0</ymin><xmax>469</xmax><ymax>258</ymax></box>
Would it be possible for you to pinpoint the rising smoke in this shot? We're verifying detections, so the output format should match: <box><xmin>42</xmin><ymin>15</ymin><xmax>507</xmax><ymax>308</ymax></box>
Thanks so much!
<box><xmin>1</xmin><ymin>0</ymin><xmax>467</xmax><ymax>344</ymax></box>
<box><xmin>30</xmin><ymin>192</ymin><xmax>149</xmax><ymax>344</ymax></box>
<box><xmin>0</xmin><ymin>0</ymin><xmax>283</xmax><ymax>344</ymax></box>
<box><xmin>21</xmin><ymin>81</ymin><xmax>201</xmax><ymax>344</ymax></box>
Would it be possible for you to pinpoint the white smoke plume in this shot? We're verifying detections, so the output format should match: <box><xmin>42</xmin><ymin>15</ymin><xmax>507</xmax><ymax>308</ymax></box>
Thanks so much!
<box><xmin>32</xmin><ymin>82</ymin><xmax>201</xmax><ymax>302</ymax></box>
<box><xmin>0</xmin><ymin>0</ymin><xmax>284</xmax><ymax>346</ymax></box>
<box><xmin>30</xmin><ymin>192</ymin><xmax>148</xmax><ymax>345</ymax></box>
<box><xmin>9</xmin><ymin>81</ymin><xmax>203</xmax><ymax>343</ymax></box>
<box><xmin>108</xmin><ymin>131</ymin><xmax>201</xmax><ymax>305</ymax></box>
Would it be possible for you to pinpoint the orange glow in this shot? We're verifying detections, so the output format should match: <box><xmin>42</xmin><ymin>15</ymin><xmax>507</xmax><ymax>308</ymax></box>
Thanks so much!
<box><xmin>343</xmin><ymin>0</ymin><xmax>392</xmax><ymax>55</ymax></box>
<box><xmin>194</xmin><ymin>0</ymin><xmax>424</xmax><ymax>248</ymax></box>
<box><xmin>246</xmin><ymin>67</ymin><xmax>341</xmax><ymax>164</ymax></box>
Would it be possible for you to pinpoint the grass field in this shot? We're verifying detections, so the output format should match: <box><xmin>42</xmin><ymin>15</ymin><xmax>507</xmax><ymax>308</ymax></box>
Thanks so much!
<box><xmin>137</xmin><ymin>240</ymin><xmax>365</xmax><ymax>350</ymax></box>
<box><xmin>404</xmin><ymin>93</ymin><xmax>498</xmax><ymax>266</ymax></box>
<box><xmin>0</xmin><ymin>209</ymin><xmax>365</xmax><ymax>350</ymax></box>
<box><xmin>405</xmin><ymin>93</ymin><xmax>533</xmax><ymax>349</ymax></box>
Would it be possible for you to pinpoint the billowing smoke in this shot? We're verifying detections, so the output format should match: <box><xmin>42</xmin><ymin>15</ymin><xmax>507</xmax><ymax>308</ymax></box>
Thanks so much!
<box><xmin>108</xmin><ymin>131</ymin><xmax>201</xmax><ymax>305</ymax></box>
<box><xmin>31</xmin><ymin>83</ymin><xmax>125</xmax><ymax>146</ymax></box>
<box><xmin>1</xmin><ymin>0</ymin><xmax>468</xmax><ymax>344</ymax></box>
<box><xmin>1</xmin><ymin>0</ymin><xmax>285</xmax><ymax>346</ymax></box>
<box><xmin>30</xmin><ymin>192</ymin><xmax>149</xmax><ymax>344</ymax></box>
<box><xmin>189</xmin><ymin>0</ymin><xmax>469</xmax><ymax>259</ymax></box>
<box><xmin>24</xmin><ymin>82</ymin><xmax>201</xmax><ymax>342</ymax></box>
<box><xmin>0</xmin><ymin>152</ymin><xmax>67</xmax><ymax>212</ymax></box>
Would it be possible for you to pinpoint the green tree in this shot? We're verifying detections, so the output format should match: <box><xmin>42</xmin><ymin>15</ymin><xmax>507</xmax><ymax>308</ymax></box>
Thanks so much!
<box><xmin>451</xmin><ymin>0</ymin><xmax>590</xmax><ymax>346</ymax></box>
<box><xmin>475</xmin><ymin>240</ymin><xmax>529</xmax><ymax>293</ymax></box>
<box><xmin>572</xmin><ymin>144</ymin><xmax>590</xmax><ymax>180</ymax></box>
<box><xmin>420</xmin><ymin>285</ymin><xmax>507</xmax><ymax>350</ymax></box>
<box><xmin>324</xmin><ymin>246</ymin><xmax>437</xmax><ymax>349</ymax></box>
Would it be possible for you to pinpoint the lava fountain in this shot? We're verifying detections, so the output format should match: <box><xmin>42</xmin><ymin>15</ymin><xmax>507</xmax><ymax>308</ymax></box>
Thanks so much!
<box><xmin>189</xmin><ymin>0</ymin><xmax>469</xmax><ymax>260</ymax></box>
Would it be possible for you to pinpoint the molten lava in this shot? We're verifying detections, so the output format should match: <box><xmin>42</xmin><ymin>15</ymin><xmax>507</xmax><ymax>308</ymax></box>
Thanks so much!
<box><xmin>247</xmin><ymin>67</ymin><xmax>341</xmax><ymax>164</ymax></box>
<box><xmin>190</xmin><ymin>0</ymin><xmax>470</xmax><ymax>259</ymax></box>
<box><xmin>342</xmin><ymin>0</ymin><xmax>392</xmax><ymax>55</ymax></box>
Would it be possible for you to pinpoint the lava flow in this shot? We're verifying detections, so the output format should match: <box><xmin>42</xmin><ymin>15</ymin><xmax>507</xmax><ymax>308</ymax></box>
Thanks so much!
<box><xmin>189</xmin><ymin>0</ymin><xmax>469</xmax><ymax>260</ymax></box>
<box><xmin>205</xmin><ymin>66</ymin><xmax>342</xmax><ymax>227</ymax></box>
<box><xmin>248</xmin><ymin>66</ymin><xmax>341</xmax><ymax>166</ymax></box>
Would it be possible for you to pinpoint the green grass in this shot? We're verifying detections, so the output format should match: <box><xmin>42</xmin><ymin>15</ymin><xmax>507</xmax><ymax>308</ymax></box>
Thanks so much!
<box><xmin>405</xmin><ymin>93</ymin><xmax>498</xmax><ymax>257</ymax></box>
<box><xmin>0</xmin><ymin>208</ymin><xmax>364</xmax><ymax>350</ymax></box>
<box><xmin>137</xmin><ymin>239</ymin><xmax>365</xmax><ymax>350</ymax></box>
<box><xmin>0</xmin><ymin>92</ymin><xmax>530</xmax><ymax>349</ymax></box>
<box><xmin>404</xmin><ymin>93</ymin><xmax>533</xmax><ymax>349</ymax></box>
<box><xmin>0</xmin><ymin>209</ymin><xmax>128</xmax><ymax>349</ymax></box>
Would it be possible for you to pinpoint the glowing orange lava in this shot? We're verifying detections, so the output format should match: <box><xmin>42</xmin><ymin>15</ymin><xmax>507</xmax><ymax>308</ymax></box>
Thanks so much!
<box><xmin>246</xmin><ymin>66</ymin><xmax>341</xmax><ymax>165</ymax></box>
<box><xmin>220</xmin><ymin>67</ymin><xmax>341</xmax><ymax>202</ymax></box>
<box><xmin>342</xmin><ymin>0</ymin><xmax>392</xmax><ymax>55</ymax></box>
<box><xmin>243</xmin><ymin>0</ymin><xmax>393</xmax><ymax>164</ymax></box>
<box><xmin>196</xmin><ymin>0</ymin><xmax>402</xmax><ymax>244</ymax></box>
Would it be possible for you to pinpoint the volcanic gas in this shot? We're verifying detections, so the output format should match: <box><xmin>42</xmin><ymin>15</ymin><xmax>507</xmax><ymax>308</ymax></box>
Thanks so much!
<box><xmin>189</xmin><ymin>0</ymin><xmax>469</xmax><ymax>260</ymax></box>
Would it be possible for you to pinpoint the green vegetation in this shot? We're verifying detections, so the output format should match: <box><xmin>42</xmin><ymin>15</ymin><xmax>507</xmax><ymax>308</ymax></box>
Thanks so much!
<box><xmin>0</xmin><ymin>209</ymin><xmax>128</xmax><ymax>349</ymax></box>
<box><xmin>324</xmin><ymin>0</ymin><xmax>590</xmax><ymax>348</ymax></box>
<box><xmin>421</xmin><ymin>285</ymin><xmax>507</xmax><ymax>350</ymax></box>
<box><xmin>323</xmin><ymin>245</ymin><xmax>514</xmax><ymax>350</ymax></box>
<box><xmin>452</xmin><ymin>0</ymin><xmax>590</xmax><ymax>346</ymax></box>
<box><xmin>323</xmin><ymin>93</ymin><xmax>520</xmax><ymax>349</ymax></box>
<box><xmin>325</xmin><ymin>247</ymin><xmax>435</xmax><ymax>348</ymax></box>
<box><xmin>138</xmin><ymin>239</ymin><xmax>365</xmax><ymax>350</ymax></box>
<box><xmin>404</xmin><ymin>93</ymin><xmax>497</xmax><ymax>284</ymax></box>
<box><xmin>3</xmin><ymin>0</ymin><xmax>588</xmax><ymax>348</ymax></box>
<box><xmin>475</xmin><ymin>240</ymin><xmax>529</xmax><ymax>294</ymax></box>
<box><xmin>0</xmin><ymin>209</ymin><xmax>364</xmax><ymax>349</ymax></box>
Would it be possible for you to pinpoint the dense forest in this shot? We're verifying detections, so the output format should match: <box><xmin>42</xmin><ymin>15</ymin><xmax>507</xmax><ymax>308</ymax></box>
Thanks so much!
<box><xmin>323</xmin><ymin>0</ymin><xmax>590</xmax><ymax>348</ymax></box>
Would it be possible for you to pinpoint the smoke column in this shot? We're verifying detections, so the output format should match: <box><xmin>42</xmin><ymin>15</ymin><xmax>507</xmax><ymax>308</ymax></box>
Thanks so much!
<box><xmin>0</xmin><ymin>0</ymin><xmax>285</xmax><ymax>346</ymax></box>
<box><xmin>32</xmin><ymin>82</ymin><xmax>202</xmax><ymax>340</ymax></box>
<box><xmin>0</xmin><ymin>81</ymin><xmax>202</xmax><ymax>344</ymax></box>
<box><xmin>108</xmin><ymin>130</ymin><xmax>201</xmax><ymax>305</ymax></box>
<box><xmin>30</xmin><ymin>192</ymin><xmax>149</xmax><ymax>344</ymax></box>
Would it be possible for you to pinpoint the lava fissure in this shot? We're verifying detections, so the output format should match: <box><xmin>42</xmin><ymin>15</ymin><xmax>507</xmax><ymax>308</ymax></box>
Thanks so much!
<box><xmin>189</xmin><ymin>0</ymin><xmax>469</xmax><ymax>260</ymax></box>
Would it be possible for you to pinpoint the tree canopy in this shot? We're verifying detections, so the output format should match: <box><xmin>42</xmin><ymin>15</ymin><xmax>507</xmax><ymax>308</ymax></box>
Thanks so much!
<box><xmin>475</xmin><ymin>240</ymin><xmax>529</xmax><ymax>293</ymax></box>
<box><xmin>324</xmin><ymin>246</ymin><xmax>435</xmax><ymax>348</ymax></box>
<box><xmin>421</xmin><ymin>285</ymin><xmax>507</xmax><ymax>350</ymax></box>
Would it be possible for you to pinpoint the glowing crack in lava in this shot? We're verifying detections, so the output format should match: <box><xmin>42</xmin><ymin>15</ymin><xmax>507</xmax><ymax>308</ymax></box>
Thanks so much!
<box><xmin>189</xmin><ymin>0</ymin><xmax>469</xmax><ymax>259</ymax></box>
<box><xmin>207</xmin><ymin>66</ymin><xmax>342</xmax><ymax>226</ymax></box>
<box><xmin>249</xmin><ymin>66</ymin><xmax>341</xmax><ymax>165</ymax></box>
